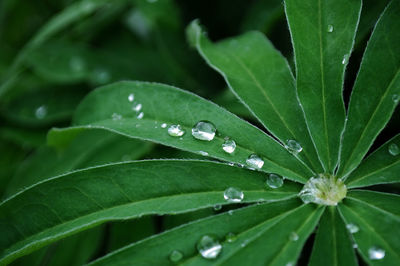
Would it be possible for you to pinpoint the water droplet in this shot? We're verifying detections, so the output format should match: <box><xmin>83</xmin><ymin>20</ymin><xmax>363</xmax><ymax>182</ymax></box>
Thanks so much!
<box><xmin>392</xmin><ymin>94</ymin><xmax>399</xmax><ymax>103</ymax></box>
<box><xmin>246</xmin><ymin>154</ymin><xmax>264</xmax><ymax>169</ymax></box>
<box><xmin>352</xmin><ymin>243</ymin><xmax>358</xmax><ymax>249</ymax></box>
<box><xmin>342</xmin><ymin>54</ymin><xmax>349</xmax><ymax>65</ymax></box>
<box><xmin>266</xmin><ymin>173</ymin><xmax>284</xmax><ymax>189</ymax></box>
<box><xmin>213</xmin><ymin>204</ymin><xmax>222</xmax><ymax>211</ymax></box>
<box><xmin>327</xmin><ymin>24</ymin><xmax>334</xmax><ymax>32</ymax></box>
<box><xmin>132</xmin><ymin>103</ymin><xmax>142</xmax><ymax>112</ymax></box>
<box><xmin>161</xmin><ymin>123</ymin><xmax>167</xmax><ymax>128</ymax></box>
<box><xmin>346</xmin><ymin>223</ymin><xmax>359</xmax><ymax>234</ymax></box>
<box><xmin>388</xmin><ymin>143</ymin><xmax>399</xmax><ymax>156</ymax></box>
<box><xmin>128</xmin><ymin>93</ymin><xmax>135</xmax><ymax>102</ymax></box>
<box><xmin>112</xmin><ymin>113</ymin><xmax>122</xmax><ymax>120</ymax></box>
<box><xmin>168</xmin><ymin>125</ymin><xmax>185</xmax><ymax>137</ymax></box>
<box><xmin>285</xmin><ymin>140</ymin><xmax>303</xmax><ymax>154</ymax></box>
<box><xmin>368</xmin><ymin>246</ymin><xmax>385</xmax><ymax>260</ymax></box>
<box><xmin>35</xmin><ymin>105</ymin><xmax>47</xmax><ymax>119</ymax></box>
<box><xmin>222</xmin><ymin>138</ymin><xmax>236</xmax><ymax>154</ymax></box>
<box><xmin>223</xmin><ymin>187</ymin><xmax>244</xmax><ymax>203</ymax></box>
<box><xmin>169</xmin><ymin>250</ymin><xmax>183</xmax><ymax>263</ymax></box>
<box><xmin>225</xmin><ymin>232</ymin><xmax>236</xmax><ymax>243</ymax></box>
<box><xmin>199</xmin><ymin>151</ymin><xmax>209</xmax><ymax>156</ymax></box>
<box><xmin>289</xmin><ymin>232</ymin><xmax>299</xmax><ymax>241</ymax></box>
<box><xmin>69</xmin><ymin>56</ymin><xmax>86</xmax><ymax>72</ymax></box>
<box><xmin>137</xmin><ymin>112</ymin><xmax>144</xmax><ymax>119</ymax></box>
<box><xmin>241</xmin><ymin>240</ymin><xmax>249</xmax><ymax>247</ymax></box>
<box><xmin>91</xmin><ymin>68</ymin><xmax>111</xmax><ymax>84</ymax></box>
<box><xmin>196</xmin><ymin>235</ymin><xmax>222</xmax><ymax>259</ymax></box>
<box><xmin>192</xmin><ymin>121</ymin><xmax>216</xmax><ymax>141</ymax></box>
<box><xmin>286</xmin><ymin>262</ymin><xmax>295</xmax><ymax>266</ymax></box>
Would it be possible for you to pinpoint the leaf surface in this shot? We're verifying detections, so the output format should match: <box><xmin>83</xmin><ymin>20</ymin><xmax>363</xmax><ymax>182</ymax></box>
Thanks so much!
<box><xmin>188</xmin><ymin>21</ymin><xmax>323</xmax><ymax>173</ymax></box>
<box><xmin>285</xmin><ymin>0</ymin><xmax>361</xmax><ymax>172</ymax></box>
<box><xmin>0</xmin><ymin>160</ymin><xmax>301</xmax><ymax>264</ymax></box>
<box><xmin>337</xmin><ymin>0</ymin><xmax>400</xmax><ymax>177</ymax></box>
<box><xmin>49</xmin><ymin>81</ymin><xmax>313</xmax><ymax>182</ymax></box>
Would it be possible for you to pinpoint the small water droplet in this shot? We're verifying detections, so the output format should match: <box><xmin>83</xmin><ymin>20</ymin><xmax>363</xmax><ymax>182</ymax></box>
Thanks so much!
<box><xmin>199</xmin><ymin>151</ymin><xmax>209</xmax><ymax>156</ymax></box>
<box><xmin>213</xmin><ymin>204</ymin><xmax>222</xmax><ymax>211</ymax></box>
<box><xmin>246</xmin><ymin>154</ymin><xmax>264</xmax><ymax>169</ymax></box>
<box><xmin>352</xmin><ymin>243</ymin><xmax>358</xmax><ymax>249</ymax></box>
<box><xmin>196</xmin><ymin>235</ymin><xmax>222</xmax><ymax>259</ymax></box>
<box><xmin>35</xmin><ymin>105</ymin><xmax>47</xmax><ymax>119</ymax></box>
<box><xmin>327</xmin><ymin>24</ymin><xmax>334</xmax><ymax>32</ymax></box>
<box><xmin>168</xmin><ymin>125</ymin><xmax>185</xmax><ymax>137</ymax></box>
<box><xmin>223</xmin><ymin>187</ymin><xmax>244</xmax><ymax>203</ymax></box>
<box><xmin>241</xmin><ymin>240</ymin><xmax>249</xmax><ymax>247</ymax></box>
<box><xmin>91</xmin><ymin>68</ymin><xmax>111</xmax><ymax>84</ymax></box>
<box><xmin>289</xmin><ymin>232</ymin><xmax>299</xmax><ymax>241</ymax></box>
<box><xmin>69</xmin><ymin>56</ymin><xmax>86</xmax><ymax>72</ymax></box>
<box><xmin>112</xmin><ymin>113</ymin><xmax>122</xmax><ymax>120</ymax></box>
<box><xmin>286</xmin><ymin>262</ymin><xmax>295</xmax><ymax>266</ymax></box>
<box><xmin>161</xmin><ymin>123</ymin><xmax>167</xmax><ymax>128</ymax></box>
<box><xmin>228</xmin><ymin>210</ymin><xmax>234</xmax><ymax>216</ymax></box>
<box><xmin>266</xmin><ymin>173</ymin><xmax>284</xmax><ymax>189</ymax></box>
<box><xmin>137</xmin><ymin>112</ymin><xmax>144</xmax><ymax>119</ymax></box>
<box><xmin>192</xmin><ymin>121</ymin><xmax>216</xmax><ymax>141</ymax></box>
<box><xmin>132</xmin><ymin>103</ymin><xmax>142</xmax><ymax>112</ymax></box>
<box><xmin>342</xmin><ymin>54</ymin><xmax>349</xmax><ymax>65</ymax></box>
<box><xmin>128</xmin><ymin>93</ymin><xmax>135</xmax><ymax>102</ymax></box>
<box><xmin>392</xmin><ymin>94</ymin><xmax>400</xmax><ymax>104</ymax></box>
<box><xmin>368</xmin><ymin>246</ymin><xmax>385</xmax><ymax>260</ymax></box>
<box><xmin>169</xmin><ymin>250</ymin><xmax>183</xmax><ymax>262</ymax></box>
<box><xmin>225</xmin><ymin>232</ymin><xmax>236</xmax><ymax>243</ymax></box>
<box><xmin>285</xmin><ymin>140</ymin><xmax>303</xmax><ymax>154</ymax></box>
<box><xmin>346</xmin><ymin>223</ymin><xmax>359</xmax><ymax>234</ymax></box>
<box><xmin>388</xmin><ymin>143</ymin><xmax>399</xmax><ymax>156</ymax></box>
<box><xmin>222</xmin><ymin>138</ymin><xmax>236</xmax><ymax>153</ymax></box>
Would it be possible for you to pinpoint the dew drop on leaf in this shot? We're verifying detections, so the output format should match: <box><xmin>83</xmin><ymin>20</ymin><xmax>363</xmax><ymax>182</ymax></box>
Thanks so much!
<box><xmin>168</xmin><ymin>125</ymin><xmax>185</xmax><ymax>137</ymax></box>
<box><xmin>169</xmin><ymin>250</ymin><xmax>183</xmax><ymax>262</ymax></box>
<box><xmin>223</xmin><ymin>187</ymin><xmax>244</xmax><ymax>203</ymax></box>
<box><xmin>289</xmin><ymin>232</ymin><xmax>299</xmax><ymax>241</ymax></box>
<box><xmin>112</xmin><ymin>113</ymin><xmax>122</xmax><ymax>121</ymax></box>
<box><xmin>342</xmin><ymin>54</ymin><xmax>349</xmax><ymax>65</ymax></box>
<box><xmin>392</xmin><ymin>94</ymin><xmax>399</xmax><ymax>103</ymax></box>
<box><xmin>132</xmin><ymin>103</ymin><xmax>142</xmax><ymax>112</ymax></box>
<box><xmin>128</xmin><ymin>93</ymin><xmax>135</xmax><ymax>102</ymax></box>
<box><xmin>266</xmin><ymin>173</ymin><xmax>284</xmax><ymax>189</ymax></box>
<box><xmin>161</xmin><ymin>123</ymin><xmax>167</xmax><ymax>128</ymax></box>
<box><xmin>69</xmin><ymin>56</ymin><xmax>86</xmax><ymax>72</ymax></box>
<box><xmin>222</xmin><ymin>138</ymin><xmax>236</xmax><ymax>153</ymax></box>
<box><xmin>137</xmin><ymin>112</ymin><xmax>144</xmax><ymax>119</ymax></box>
<box><xmin>346</xmin><ymin>223</ymin><xmax>359</xmax><ymax>234</ymax></box>
<box><xmin>35</xmin><ymin>105</ymin><xmax>47</xmax><ymax>119</ymax></box>
<box><xmin>192</xmin><ymin>121</ymin><xmax>216</xmax><ymax>141</ymax></box>
<box><xmin>246</xmin><ymin>154</ymin><xmax>264</xmax><ymax>169</ymax></box>
<box><xmin>198</xmin><ymin>151</ymin><xmax>209</xmax><ymax>156</ymax></box>
<box><xmin>388</xmin><ymin>143</ymin><xmax>399</xmax><ymax>156</ymax></box>
<box><xmin>91</xmin><ymin>68</ymin><xmax>111</xmax><ymax>84</ymax></box>
<box><xmin>213</xmin><ymin>204</ymin><xmax>222</xmax><ymax>211</ymax></box>
<box><xmin>327</xmin><ymin>24</ymin><xmax>334</xmax><ymax>32</ymax></box>
<box><xmin>225</xmin><ymin>232</ymin><xmax>236</xmax><ymax>243</ymax></box>
<box><xmin>196</xmin><ymin>235</ymin><xmax>222</xmax><ymax>259</ymax></box>
<box><xmin>368</xmin><ymin>246</ymin><xmax>385</xmax><ymax>260</ymax></box>
<box><xmin>285</xmin><ymin>140</ymin><xmax>303</xmax><ymax>154</ymax></box>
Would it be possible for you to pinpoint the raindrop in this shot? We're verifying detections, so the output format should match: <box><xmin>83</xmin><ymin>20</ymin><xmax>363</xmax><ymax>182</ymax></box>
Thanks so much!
<box><xmin>266</xmin><ymin>174</ymin><xmax>284</xmax><ymax>189</ymax></box>
<box><xmin>128</xmin><ymin>93</ymin><xmax>135</xmax><ymax>102</ymax></box>
<box><xmin>346</xmin><ymin>223</ymin><xmax>359</xmax><ymax>234</ymax></box>
<box><xmin>222</xmin><ymin>138</ymin><xmax>236</xmax><ymax>154</ymax></box>
<box><xmin>112</xmin><ymin>113</ymin><xmax>122</xmax><ymax>121</ymax></box>
<box><xmin>393</xmin><ymin>94</ymin><xmax>400</xmax><ymax>104</ymax></box>
<box><xmin>168</xmin><ymin>125</ymin><xmax>185</xmax><ymax>137</ymax></box>
<box><xmin>132</xmin><ymin>103</ymin><xmax>142</xmax><ymax>112</ymax></box>
<box><xmin>199</xmin><ymin>151</ymin><xmax>209</xmax><ymax>156</ymax></box>
<box><xmin>289</xmin><ymin>232</ymin><xmax>299</xmax><ymax>241</ymax></box>
<box><xmin>137</xmin><ymin>112</ymin><xmax>144</xmax><ymax>119</ymax></box>
<box><xmin>368</xmin><ymin>246</ymin><xmax>385</xmax><ymax>260</ymax></box>
<box><xmin>213</xmin><ymin>204</ymin><xmax>222</xmax><ymax>211</ymax></box>
<box><xmin>388</xmin><ymin>143</ymin><xmax>399</xmax><ymax>156</ymax></box>
<box><xmin>69</xmin><ymin>56</ymin><xmax>86</xmax><ymax>72</ymax></box>
<box><xmin>342</xmin><ymin>54</ymin><xmax>349</xmax><ymax>65</ymax></box>
<box><xmin>327</xmin><ymin>24</ymin><xmax>334</xmax><ymax>32</ymax></box>
<box><xmin>192</xmin><ymin>121</ymin><xmax>216</xmax><ymax>141</ymax></box>
<box><xmin>169</xmin><ymin>250</ymin><xmax>183</xmax><ymax>262</ymax></box>
<box><xmin>161</xmin><ymin>123</ymin><xmax>167</xmax><ymax>128</ymax></box>
<box><xmin>246</xmin><ymin>154</ymin><xmax>264</xmax><ymax>169</ymax></box>
<box><xmin>225</xmin><ymin>232</ymin><xmax>236</xmax><ymax>243</ymax></box>
<box><xmin>223</xmin><ymin>187</ymin><xmax>244</xmax><ymax>203</ymax></box>
<box><xmin>196</xmin><ymin>235</ymin><xmax>222</xmax><ymax>259</ymax></box>
<box><xmin>285</xmin><ymin>140</ymin><xmax>303</xmax><ymax>154</ymax></box>
<box><xmin>352</xmin><ymin>243</ymin><xmax>358</xmax><ymax>249</ymax></box>
<box><xmin>35</xmin><ymin>105</ymin><xmax>47</xmax><ymax>119</ymax></box>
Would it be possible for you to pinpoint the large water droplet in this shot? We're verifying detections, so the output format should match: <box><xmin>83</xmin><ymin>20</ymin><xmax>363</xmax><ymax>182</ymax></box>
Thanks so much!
<box><xmin>327</xmin><ymin>24</ymin><xmax>334</xmax><ymax>33</ymax></box>
<box><xmin>225</xmin><ymin>232</ymin><xmax>236</xmax><ymax>243</ymax></box>
<box><xmin>266</xmin><ymin>173</ymin><xmax>284</xmax><ymax>189</ymax></box>
<box><xmin>392</xmin><ymin>94</ymin><xmax>399</xmax><ymax>104</ymax></box>
<box><xmin>388</xmin><ymin>143</ymin><xmax>399</xmax><ymax>156</ymax></box>
<box><xmin>223</xmin><ymin>187</ymin><xmax>244</xmax><ymax>203</ymax></box>
<box><xmin>168</xmin><ymin>125</ymin><xmax>185</xmax><ymax>137</ymax></box>
<box><xmin>342</xmin><ymin>54</ymin><xmax>349</xmax><ymax>65</ymax></box>
<box><xmin>112</xmin><ymin>113</ymin><xmax>122</xmax><ymax>121</ymax></box>
<box><xmin>169</xmin><ymin>250</ymin><xmax>183</xmax><ymax>262</ymax></box>
<box><xmin>346</xmin><ymin>223</ymin><xmax>359</xmax><ymax>234</ymax></box>
<box><xmin>35</xmin><ymin>105</ymin><xmax>47</xmax><ymax>119</ymax></box>
<box><xmin>285</xmin><ymin>140</ymin><xmax>303</xmax><ymax>154</ymax></box>
<box><xmin>246</xmin><ymin>154</ymin><xmax>264</xmax><ymax>169</ymax></box>
<box><xmin>128</xmin><ymin>93</ymin><xmax>135</xmax><ymax>102</ymax></box>
<box><xmin>196</xmin><ymin>235</ymin><xmax>222</xmax><ymax>259</ymax></box>
<box><xmin>368</xmin><ymin>246</ymin><xmax>385</xmax><ymax>260</ymax></box>
<box><xmin>289</xmin><ymin>232</ymin><xmax>299</xmax><ymax>241</ymax></box>
<box><xmin>192</xmin><ymin>121</ymin><xmax>216</xmax><ymax>141</ymax></box>
<box><xmin>222</xmin><ymin>138</ymin><xmax>236</xmax><ymax>154</ymax></box>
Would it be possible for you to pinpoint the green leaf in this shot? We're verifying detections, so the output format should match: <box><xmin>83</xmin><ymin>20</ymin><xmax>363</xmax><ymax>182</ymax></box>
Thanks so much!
<box><xmin>0</xmin><ymin>160</ymin><xmax>301</xmax><ymax>264</ymax></box>
<box><xmin>284</xmin><ymin>0</ymin><xmax>361</xmax><ymax>172</ymax></box>
<box><xmin>49</xmin><ymin>81</ymin><xmax>313</xmax><ymax>183</ymax></box>
<box><xmin>188</xmin><ymin>21</ymin><xmax>323</xmax><ymax>173</ymax></box>
<box><xmin>338</xmin><ymin>190</ymin><xmax>400</xmax><ymax>265</ymax></box>
<box><xmin>345</xmin><ymin>134</ymin><xmax>400</xmax><ymax>188</ymax></box>
<box><xmin>337</xmin><ymin>0</ymin><xmax>400</xmax><ymax>177</ymax></box>
<box><xmin>90</xmin><ymin>199</ymin><xmax>323</xmax><ymax>266</ymax></box>
<box><xmin>309</xmin><ymin>207</ymin><xmax>357</xmax><ymax>266</ymax></box>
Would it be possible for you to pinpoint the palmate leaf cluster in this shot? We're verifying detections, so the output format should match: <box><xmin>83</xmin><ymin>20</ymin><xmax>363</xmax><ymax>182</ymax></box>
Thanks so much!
<box><xmin>0</xmin><ymin>0</ymin><xmax>399</xmax><ymax>265</ymax></box>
